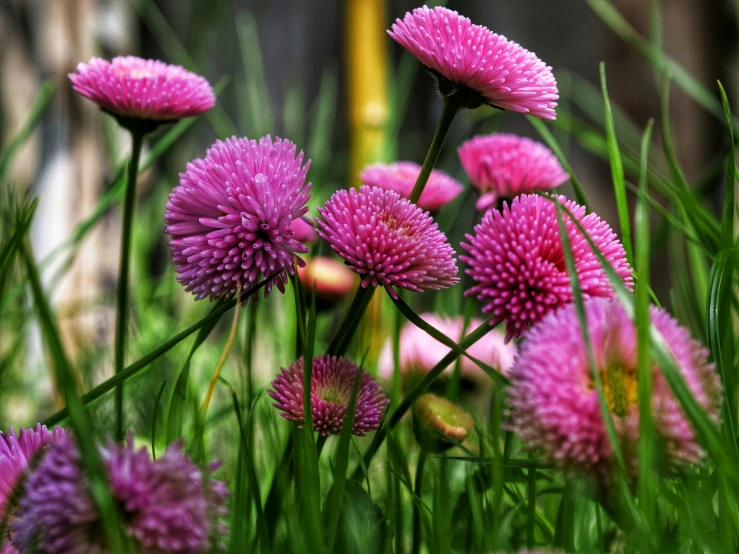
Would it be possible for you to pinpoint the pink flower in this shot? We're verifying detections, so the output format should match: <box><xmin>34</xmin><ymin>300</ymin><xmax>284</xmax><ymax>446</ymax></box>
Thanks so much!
<box><xmin>378</xmin><ymin>313</ymin><xmax>517</xmax><ymax>385</ymax></box>
<box><xmin>461</xmin><ymin>194</ymin><xmax>632</xmax><ymax>342</ymax></box>
<box><xmin>508</xmin><ymin>297</ymin><xmax>722</xmax><ymax>481</ymax></box>
<box><xmin>458</xmin><ymin>133</ymin><xmax>569</xmax><ymax>210</ymax></box>
<box><xmin>0</xmin><ymin>425</ymin><xmax>67</xmax><ymax>517</ymax></box>
<box><xmin>388</xmin><ymin>6</ymin><xmax>558</xmax><ymax>118</ymax></box>
<box><xmin>165</xmin><ymin>135</ymin><xmax>311</xmax><ymax>302</ymax></box>
<box><xmin>297</xmin><ymin>256</ymin><xmax>357</xmax><ymax>307</ymax></box>
<box><xmin>316</xmin><ymin>185</ymin><xmax>459</xmax><ymax>297</ymax></box>
<box><xmin>268</xmin><ymin>356</ymin><xmax>390</xmax><ymax>436</ymax></box>
<box><xmin>69</xmin><ymin>56</ymin><xmax>214</xmax><ymax>122</ymax></box>
<box><xmin>359</xmin><ymin>162</ymin><xmax>463</xmax><ymax>212</ymax></box>
<box><xmin>290</xmin><ymin>217</ymin><xmax>318</xmax><ymax>245</ymax></box>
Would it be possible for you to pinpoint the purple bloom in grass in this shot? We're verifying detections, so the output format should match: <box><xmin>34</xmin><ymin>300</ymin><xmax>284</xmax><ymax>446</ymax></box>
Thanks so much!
<box><xmin>359</xmin><ymin>162</ymin><xmax>463</xmax><ymax>212</ymax></box>
<box><xmin>69</xmin><ymin>56</ymin><xmax>214</xmax><ymax>122</ymax></box>
<box><xmin>508</xmin><ymin>298</ymin><xmax>722</xmax><ymax>482</ymax></box>
<box><xmin>389</xmin><ymin>6</ymin><xmax>558</xmax><ymax>117</ymax></box>
<box><xmin>458</xmin><ymin>133</ymin><xmax>569</xmax><ymax>211</ymax></box>
<box><xmin>268</xmin><ymin>355</ymin><xmax>390</xmax><ymax>436</ymax></box>
<box><xmin>165</xmin><ymin>136</ymin><xmax>311</xmax><ymax>303</ymax></box>
<box><xmin>461</xmin><ymin>194</ymin><xmax>632</xmax><ymax>343</ymax></box>
<box><xmin>12</xmin><ymin>436</ymin><xmax>228</xmax><ymax>554</ymax></box>
<box><xmin>316</xmin><ymin>185</ymin><xmax>459</xmax><ymax>298</ymax></box>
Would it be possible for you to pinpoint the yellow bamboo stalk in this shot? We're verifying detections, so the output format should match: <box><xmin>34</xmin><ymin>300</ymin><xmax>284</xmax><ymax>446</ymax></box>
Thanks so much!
<box><xmin>347</xmin><ymin>0</ymin><xmax>390</xmax><ymax>362</ymax></box>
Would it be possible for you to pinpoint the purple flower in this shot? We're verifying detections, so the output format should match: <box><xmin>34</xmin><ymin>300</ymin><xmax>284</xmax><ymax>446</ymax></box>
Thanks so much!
<box><xmin>458</xmin><ymin>133</ymin><xmax>569</xmax><ymax>210</ymax></box>
<box><xmin>461</xmin><ymin>194</ymin><xmax>632</xmax><ymax>342</ymax></box>
<box><xmin>11</xmin><ymin>436</ymin><xmax>228</xmax><ymax>553</ymax></box>
<box><xmin>508</xmin><ymin>298</ymin><xmax>722</xmax><ymax>481</ymax></box>
<box><xmin>316</xmin><ymin>185</ymin><xmax>459</xmax><ymax>297</ymax></box>
<box><xmin>165</xmin><ymin>135</ymin><xmax>311</xmax><ymax>302</ymax></box>
<box><xmin>389</xmin><ymin>6</ymin><xmax>558</xmax><ymax>117</ymax></box>
<box><xmin>69</xmin><ymin>56</ymin><xmax>214</xmax><ymax>122</ymax></box>
<box><xmin>268</xmin><ymin>355</ymin><xmax>390</xmax><ymax>436</ymax></box>
<box><xmin>359</xmin><ymin>162</ymin><xmax>463</xmax><ymax>212</ymax></box>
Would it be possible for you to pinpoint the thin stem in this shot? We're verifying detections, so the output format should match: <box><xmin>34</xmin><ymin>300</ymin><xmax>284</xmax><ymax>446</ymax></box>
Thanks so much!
<box><xmin>200</xmin><ymin>301</ymin><xmax>241</xmax><ymax>415</ymax></box>
<box><xmin>408</xmin><ymin>99</ymin><xmax>460</xmax><ymax>204</ymax></box>
<box><xmin>327</xmin><ymin>285</ymin><xmax>375</xmax><ymax>356</ymax></box>
<box><xmin>411</xmin><ymin>453</ymin><xmax>427</xmax><ymax>554</ymax></box>
<box><xmin>114</xmin><ymin>130</ymin><xmax>144</xmax><ymax>442</ymax></box>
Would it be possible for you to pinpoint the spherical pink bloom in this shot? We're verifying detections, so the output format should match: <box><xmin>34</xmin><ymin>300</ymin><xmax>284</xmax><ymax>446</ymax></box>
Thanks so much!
<box><xmin>290</xmin><ymin>216</ymin><xmax>318</xmax><ymax>244</ymax></box>
<box><xmin>316</xmin><ymin>185</ymin><xmax>459</xmax><ymax>297</ymax></box>
<box><xmin>12</xmin><ymin>435</ymin><xmax>228</xmax><ymax>553</ymax></box>
<box><xmin>297</xmin><ymin>256</ymin><xmax>357</xmax><ymax>306</ymax></box>
<box><xmin>268</xmin><ymin>355</ymin><xmax>390</xmax><ymax>436</ymax></box>
<box><xmin>0</xmin><ymin>425</ymin><xmax>67</xmax><ymax>517</ymax></box>
<box><xmin>378</xmin><ymin>313</ymin><xmax>517</xmax><ymax>385</ymax></box>
<box><xmin>508</xmin><ymin>297</ymin><xmax>722</xmax><ymax>481</ymax></box>
<box><xmin>461</xmin><ymin>194</ymin><xmax>632</xmax><ymax>343</ymax></box>
<box><xmin>69</xmin><ymin>56</ymin><xmax>215</xmax><ymax>123</ymax></box>
<box><xmin>165</xmin><ymin>136</ymin><xmax>311</xmax><ymax>302</ymax></box>
<box><xmin>389</xmin><ymin>6</ymin><xmax>558</xmax><ymax>118</ymax></box>
<box><xmin>359</xmin><ymin>162</ymin><xmax>463</xmax><ymax>212</ymax></box>
<box><xmin>458</xmin><ymin>133</ymin><xmax>569</xmax><ymax>210</ymax></box>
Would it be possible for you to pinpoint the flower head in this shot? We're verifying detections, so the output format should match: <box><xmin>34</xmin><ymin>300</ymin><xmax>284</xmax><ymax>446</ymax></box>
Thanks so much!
<box><xmin>316</xmin><ymin>185</ymin><xmax>459</xmax><ymax>297</ymax></box>
<box><xmin>69</xmin><ymin>56</ymin><xmax>214</xmax><ymax>126</ymax></box>
<box><xmin>458</xmin><ymin>133</ymin><xmax>569</xmax><ymax>210</ymax></box>
<box><xmin>268</xmin><ymin>355</ymin><xmax>390</xmax><ymax>436</ymax></box>
<box><xmin>12</xmin><ymin>435</ymin><xmax>227</xmax><ymax>554</ymax></box>
<box><xmin>290</xmin><ymin>217</ymin><xmax>318</xmax><ymax>245</ymax></box>
<box><xmin>388</xmin><ymin>6</ymin><xmax>558</xmax><ymax>117</ymax></box>
<box><xmin>359</xmin><ymin>162</ymin><xmax>463</xmax><ymax>212</ymax></box>
<box><xmin>508</xmin><ymin>297</ymin><xmax>721</xmax><ymax>481</ymax></box>
<box><xmin>461</xmin><ymin>194</ymin><xmax>632</xmax><ymax>342</ymax></box>
<box><xmin>165</xmin><ymin>135</ymin><xmax>311</xmax><ymax>302</ymax></box>
<box><xmin>297</xmin><ymin>256</ymin><xmax>357</xmax><ymax>308</ymax></box>
<box><xmin>0</xmin><ymin>425</ymin><xmax>67</xmax><ymax>519</ymax></box>
<box><xmin>378</xmin><ymin>313</ymin><xmax>516</xmax><ymax>385</ymax></box>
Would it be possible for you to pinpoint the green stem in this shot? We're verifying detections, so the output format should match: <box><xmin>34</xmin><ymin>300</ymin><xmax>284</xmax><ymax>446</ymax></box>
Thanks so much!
<box><xmin>408</xmin><ymin>99</ymin><xmax>460</xmax><ymax>205</ymax></box>
<box><xmin>411</xmin><ymin>452</ymin><xmax>427</xmax><ymax>554</ymax></box>
<box><xmin>327</xmin><ymin>285</ymin><xmax>375</xmax><ymax>356</ymax></box>
<box><xmin>114</xmin><ymin>130</ymin><xmax>144</xmax><ymax>442</ymax></box>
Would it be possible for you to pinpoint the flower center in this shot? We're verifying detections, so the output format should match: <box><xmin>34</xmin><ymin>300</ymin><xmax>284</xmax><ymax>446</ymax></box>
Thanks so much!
<box><xmin>320</xmin><ymin>387</ymin><xmax>347</xmax><ymax>405</ymax></box>
<box><xmin>591</xmin><ymin>363</ymin><xmax>638</xmax><ymax>417</ymax></box>
<box><xmin>381</xmin><ymin>212</ymin><xmax>416</xmax><ymax>239</ymax></box>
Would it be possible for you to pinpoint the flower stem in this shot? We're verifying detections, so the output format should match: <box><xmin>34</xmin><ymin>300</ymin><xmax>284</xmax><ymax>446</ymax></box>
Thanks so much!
<box><xmin>411</xmin><ymin>452</ymin><xmax>427</xmax><ymax>554</ymax></box>
<box><xmin>114</xmin><ymin>130</ymin><xmax>144</xmax><ymax>442</ymax></box>
<box><xmin>408</xmin><ymin>99</ymin><xmax>460</xmax><ymax>205</ymax></box>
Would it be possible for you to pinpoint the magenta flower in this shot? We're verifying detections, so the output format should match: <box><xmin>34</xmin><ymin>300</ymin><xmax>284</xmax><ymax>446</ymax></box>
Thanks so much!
<box><xmin>12</xmin><ymin>436</ymin><xmax>228</xmax><ymax>554</ymax></box>
<box><xmin>389</xmin><ymin>6</ymin><xmax>558</xmax><ymax>117</ymax></box>
<box><xmin>508</xmin><ymin>297</ymin><xmax>722</xmax><ymax>481</ymax></box>
<box><xmin>359</xmin><ymin>162</ymin><xmax>463</xmax><ymax>212</ymax></box>
<box><xmin>69</xmin><ymin>56</ymin><xmax>214</xmax><ymax>124</ymax></box>
<box><xmin>0</xmin><ymin>425</ymin><xmax>67</xmax><ymax>518</ymax></box>
<box><xmin>268</xmin><ymin>355</ymin><xmax>390</xmax><ymax>436</ymax></box>
<box><xmin>458</xmin><ymin>133</ymin><xmax>569</xmax><ymax>210</ymax></box>
<box><xmin>378</xmin><ymin>313</ymin><xmax>517</xmax><ymax>386</ymax></box>
<box><xmin>165</xmin><ymin>135</ymin><xmax>311</xmax><ymax>302</ymax></box>
<box><xmin>316</xmin><ymin>185</ymin><xmax>459</xmax><ymax>297</ymax></box>
<box><xmin>461</xmin><ymin>194</ymin><xmax>632</xmax><ymax>342</ymax></box>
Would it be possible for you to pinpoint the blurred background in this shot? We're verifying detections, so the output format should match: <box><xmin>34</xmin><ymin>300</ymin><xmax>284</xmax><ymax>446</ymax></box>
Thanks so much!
<box><xmin>0</xmin><ymin>0</ymin><xmax>735</xmax><ymax>427</ymax></box>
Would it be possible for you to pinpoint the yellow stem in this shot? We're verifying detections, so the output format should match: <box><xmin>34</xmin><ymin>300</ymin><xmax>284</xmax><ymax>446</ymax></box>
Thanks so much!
<box><xmin>200</xmin><ymin>300</ymin><xmax>241</xmax><ymax>415</ymax></box>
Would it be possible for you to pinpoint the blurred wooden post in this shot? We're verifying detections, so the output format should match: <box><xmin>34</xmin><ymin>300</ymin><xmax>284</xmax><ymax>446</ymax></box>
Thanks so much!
<box><xmin>346</xmin><ymin>0</ymin><xmax>389</xmax><ymax>362</ymax></box>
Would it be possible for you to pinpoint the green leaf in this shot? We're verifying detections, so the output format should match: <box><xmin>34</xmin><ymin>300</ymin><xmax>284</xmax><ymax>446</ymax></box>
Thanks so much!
<box><xmin>151</xmin><ymin>379</ymin><xmax>167</xmax><ymax>460</ymax></box>
<box><xmin>600</xmin><ymin>63</ymin><xmax>633</xmax><ymax>264</ymax></box>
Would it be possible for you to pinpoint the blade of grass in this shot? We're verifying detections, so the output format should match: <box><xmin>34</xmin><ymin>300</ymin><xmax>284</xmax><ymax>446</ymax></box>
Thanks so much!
<box><xmin>151</xmin><ymin>379</ymin><xmax>167</xmax><ymax>460</ymax></box>
<box><xmin>600</xmin><ymin>63</ymin><xmax>633</xmax><ymax>264</ymax></box>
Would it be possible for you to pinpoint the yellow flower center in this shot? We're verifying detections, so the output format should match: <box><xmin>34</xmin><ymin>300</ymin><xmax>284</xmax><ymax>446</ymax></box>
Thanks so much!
<box><xmin>595</xmin><ymin>364</ymin><xmax>638</xmax><ymax>417</ymax></box>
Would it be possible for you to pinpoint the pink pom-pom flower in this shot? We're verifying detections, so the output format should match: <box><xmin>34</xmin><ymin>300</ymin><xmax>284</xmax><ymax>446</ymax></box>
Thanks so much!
<box><xmin>69</xmin><ymin>56</ymin><xmax>215</xmax><ymax>125</ymax></box>
<box><xmin>268</xmin><ymin>355</ymin><xmax>390</xmax><ymax>436</ymax></box>
<box><xmin>461</xmin><ymin>194</ymin><xmax>632</xmax><ymax>342</ymax></box>
<box><xmin>458</xmin><ymin>133</ymin><xmax>569</xmax><ymax>210</ymax></box>
<box><xmin>316</xmin><ymin>185</ymin><xmax>459</xmax><ymax>298</ymax></box>
<box><xmin>11</xmin><ymin>435</ymin><xmax>228</xmax><ymax>553</ymax></box>
<box><xmin>165</xmin><ymin>135</ymin><xmax>311</xmax><ymax>303</ymax></box>
<box><xmin>508</xmin><ymin>297</ymin><xmax>722</xmax><ymax>481</ymax></box>
<box><xmin>378</xmin><ymin>313</ymin><xmax>517</xmax><ymax>386</ymax></box>
<box><xmin>359</xmin><ymin>162</ymin><xmax>463</xmax><ymax>212</ymax></box>
<box><xmin>388</xmin><ymin>6</ymin><xmax>558</xmax><ymax>117</ymax></box>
